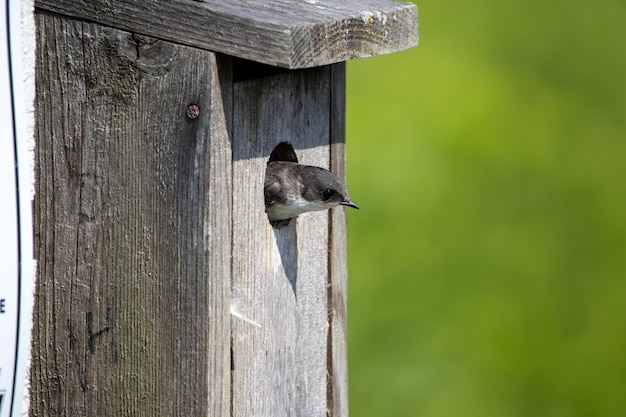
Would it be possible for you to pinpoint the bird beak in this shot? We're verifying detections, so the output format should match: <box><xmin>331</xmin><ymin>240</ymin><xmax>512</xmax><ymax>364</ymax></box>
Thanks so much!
<box><xmin>341</xmin><ymin>200</ymin><xmax>359</xmax><ymax>210</ymax></box>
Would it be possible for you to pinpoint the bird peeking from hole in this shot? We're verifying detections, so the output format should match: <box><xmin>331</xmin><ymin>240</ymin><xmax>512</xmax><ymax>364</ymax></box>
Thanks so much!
<box><xmin>264</xmin><ymin>141</ymin><xmax>359</xmax><ymax>228</ymax></box>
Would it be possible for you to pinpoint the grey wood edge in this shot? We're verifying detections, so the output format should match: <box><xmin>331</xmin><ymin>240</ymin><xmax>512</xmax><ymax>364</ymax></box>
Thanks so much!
<box><xmin>34</xmin><ymin>0</ymin><xmax>418</xmax><ymax>69</ymax></box>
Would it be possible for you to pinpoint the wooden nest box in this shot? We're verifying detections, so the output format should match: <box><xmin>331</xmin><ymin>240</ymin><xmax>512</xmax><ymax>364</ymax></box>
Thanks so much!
<box><xmin>31</xmin><ymin>0</ymin><xmax>417</xmax><ymax>415</ymax></box>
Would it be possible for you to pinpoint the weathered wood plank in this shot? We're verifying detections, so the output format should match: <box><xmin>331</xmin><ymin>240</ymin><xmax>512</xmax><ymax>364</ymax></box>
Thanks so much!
<box><xmin>328</xmin><ymin>62</ymin><xmax>350</xmax><ymax>417</ymax></box>
<box><xmin>31</xmin><ymin>12</ymin><xmax>231</xmax><ymax>416</ymax></box>
<box><xmin>230</xmin><ymin>64</ymin><xmax>341</xmax><ymax>416</ymax></box>
<box><xmin>34</xmin><ymin>0</ymin><xmax>418</xmax><ymax>69</ymax></box>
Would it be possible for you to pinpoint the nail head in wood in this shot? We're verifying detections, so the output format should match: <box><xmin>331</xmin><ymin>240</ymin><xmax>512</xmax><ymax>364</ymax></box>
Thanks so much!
<box><xmin>186</xmin><ymin>104</ymin><xmax>200</xmax><ymax>119</ymax></box>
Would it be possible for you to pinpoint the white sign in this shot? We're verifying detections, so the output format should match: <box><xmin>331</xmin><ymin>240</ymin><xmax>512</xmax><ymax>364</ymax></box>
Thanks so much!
<box><xmin>0</xmin><ymin>0</ymin><xmax>35</xmax><ymax>416</ymax></box>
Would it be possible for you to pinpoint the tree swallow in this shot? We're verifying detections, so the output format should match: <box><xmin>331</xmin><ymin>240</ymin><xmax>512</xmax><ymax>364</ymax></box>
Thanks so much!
<box><xmin>264</xmin><ymin>142</ymin><xmax>359</xmax><ymax>228</ymax></box>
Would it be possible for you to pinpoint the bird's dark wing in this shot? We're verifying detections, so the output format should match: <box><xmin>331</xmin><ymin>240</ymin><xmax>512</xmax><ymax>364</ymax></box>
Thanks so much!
<box><xmin>264</xmin><ymin>162</ymin><xmax>294</xmax><ymax>206</ymax></box>
<box><xmin>268</xmin><ymin>141</ymin><xmax>298</xmax><ymax>164</ymax></box>
<box><xmin>264</xmin><ymin>170</ymin><xmax>283</xmax><ymax>207</ymax></box>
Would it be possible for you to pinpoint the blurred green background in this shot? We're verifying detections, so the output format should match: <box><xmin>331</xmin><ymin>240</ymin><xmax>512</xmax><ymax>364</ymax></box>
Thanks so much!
<box><xmin>345</xmin><ymin>0</ymin><xmax>626</xmax><ymax>416</ymax></box>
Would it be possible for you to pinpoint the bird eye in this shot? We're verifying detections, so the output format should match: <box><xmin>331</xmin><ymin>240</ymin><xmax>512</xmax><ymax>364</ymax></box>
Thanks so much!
<box><xmin>321</xmin><ymin>189</ymin><xmax>336</xmax><ymax>201</ymax></box>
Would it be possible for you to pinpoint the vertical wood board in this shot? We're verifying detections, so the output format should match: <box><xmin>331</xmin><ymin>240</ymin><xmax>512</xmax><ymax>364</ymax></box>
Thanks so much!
<box><xmin>230</xmin><ymin>65</ymin><xmax>338</xmax><ymax>417</ymax></box>
<box><xmin>328</xmin><ymin>63</ymin><xmax>350</xmax><ymax>417</ymax></box>
<box><xmin>31</xmin><ymin>12</ymin><xmax>231</xmax><ymax>416</ymax></box>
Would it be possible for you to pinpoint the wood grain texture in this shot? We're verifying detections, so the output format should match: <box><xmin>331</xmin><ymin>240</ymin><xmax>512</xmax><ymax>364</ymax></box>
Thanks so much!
<box><xmin>328</xmin><ymin>63</ymin><xmax>350</xmax><ymax>417</ymax></box>
<box><xmin>230</xmin><ymin>62</ymin><xmax>349</xmax><ymax>416</ymax></box>
<box><xmin>34</xmin><ymin>0</ymin><xmax>418</xmax><ymax>69</ymax></box>
<box><xmin>31</xmin><ymin>12</ymin><xmax>231</xmax><ymax>416</ymax></box>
